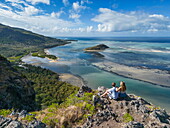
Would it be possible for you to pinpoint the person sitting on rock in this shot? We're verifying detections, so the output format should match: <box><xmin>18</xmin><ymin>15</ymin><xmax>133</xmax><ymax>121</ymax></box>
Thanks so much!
<box><xmin>101</xmin><ymin>82</ymin><xmax>119</xmax><ymax>100</ymax></box>
<box><xmin>117</xmin><ymin>81</ymin><xmax>127</xmax><ymax>98</ymax></box>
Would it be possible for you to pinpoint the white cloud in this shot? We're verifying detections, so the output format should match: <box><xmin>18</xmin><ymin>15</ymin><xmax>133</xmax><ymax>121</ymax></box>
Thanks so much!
<box><xmin>72</xmin><ymin>1</ymin><xmax>86</xmax><ymax>12</ymax></box>
<box><xmin>147</xmin><ymin>28</ymin><xmax>158</xmax><ymax>32</ymax></box>
<box><xmin>87</xmin><ymin>26</ymin><xmax>93</xmax><ymax>32</ymax></box>
<box><xmin>80</xmin><ymin>0</ymin><xmax>93</xmax><ymax>5</ymax></box>
<box><xmin>0</xmin><ymin>3</ymin><xmax>12</xmax><ymax>10</ymax></box>
<box><xmin>26</xmin><ymin>0</ymin><xmax>50</xmax><ymax>5</ymax></box>
<box><xmin>149</xmin><ymin>14</ymin><xmax>164</xmax><ymax>19</ymax></box>
<box><xmin>5</xmin><ymin>0</ymin><xmax>49</xmax><ymax>5</ymax></box>
<box><xmin>69</xmin><ymin>1</ymin><xmax>89</xmax><ymax>21</ymax></box>
<box><xmin>69</xmin><ymin>13</ymin><xmax>80</xmax><ymax>19</ymax></box>
<box><xmin>23</xmin><ymin>6</ymin><xmax>41</xmax><ymax>16</ymax></box>
<box><xmin>92</xmin><ymin>8</ymin><xmax>170</xmax><ymax>32</ymax></box>
<box><xmin>5</xmin><ymin>0</ymin><xmax>20</xmax><ymax>3</ymax></box>
<box><xmin>51</xmin><ymin>11</ymin><xmax>64</xmax><ymax>18</ymax></box>
<box><xmin>0</xmin><ymin>2</ymin><xmax>93</xmax><ymax>36</ymax></box>
<box><xmin>62</xmin><ymin>0</ymin><xmax>69</xmax><ymax>6</ymax></box>
<box><xmin>5</xmin><ymin>0</ymin><xmax>29</xmax><ymax>7</ymax></box>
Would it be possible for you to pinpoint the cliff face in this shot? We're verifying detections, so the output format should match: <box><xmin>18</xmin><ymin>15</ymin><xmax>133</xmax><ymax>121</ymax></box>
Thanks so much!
<box><xmin>0</xmin><ymin>55</ymin><xmax>35</xmax><ymax>111</ymax></box>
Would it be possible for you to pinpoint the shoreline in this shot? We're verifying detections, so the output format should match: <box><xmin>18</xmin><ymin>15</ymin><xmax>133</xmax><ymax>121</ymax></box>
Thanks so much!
<box><xmin>59</xmin><ymin>73</ymin><xmax>87</xmax><ymax>87</ymax></box>
<box><xmin>92</xmin><ymin>60</ymin><xmax>170</xmax><ymax>88</ymax></box>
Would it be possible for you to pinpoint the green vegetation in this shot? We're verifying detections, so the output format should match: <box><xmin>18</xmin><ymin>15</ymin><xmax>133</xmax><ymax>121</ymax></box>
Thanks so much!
<box><xmin>0</xmin><ymin>23</ymin><xmax>69</xmax><ymax>61</ymax></box>
<box><xmin>0</xmin><ymin>109</ymin><xmax>12</xmax><ymax>116</ymax></box>
<box><xmin>123</xmin><ymin>113</ymin><xmax>134</xmax><ymax>123</ymax></box>
<box><xmin>22</xmin><ymin>115</ymin><xmax>35</xmax><ymax>122</ymax></box>
<box><xmin>146</xmin><ymin>105</ymin><xmax>161</xmax><ymax>111</ymax></box>
<box><xmin>32</xmin><ymin>51</ymin><xmax>57</xmax><ymax>60</ymax></box>
<box><xmin>16</xmin><ymin>64</ymin><xmax>79</xmax><ymax>109</ymax></box>
<box><xmin>34</xmin><ymin>92</ymin><xmax>97</xmax><ymax>127</ymax></box>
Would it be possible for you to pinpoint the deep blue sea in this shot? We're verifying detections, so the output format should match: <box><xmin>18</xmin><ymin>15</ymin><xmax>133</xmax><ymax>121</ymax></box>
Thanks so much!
<box><xmin>22</xmin><ymin>37</ymin><xmax>170</xmax><ymax>112</ymax></box>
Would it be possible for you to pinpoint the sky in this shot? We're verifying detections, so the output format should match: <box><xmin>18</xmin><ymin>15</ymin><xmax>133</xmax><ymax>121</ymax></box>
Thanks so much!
<box><xmin>0</xmin><ymin>0</ymin><xmax>170</xmax><ymax>37</ymax></box>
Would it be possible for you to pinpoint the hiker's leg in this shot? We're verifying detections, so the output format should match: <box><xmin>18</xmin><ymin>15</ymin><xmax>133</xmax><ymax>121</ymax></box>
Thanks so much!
<box><xmin>101</xmin><ymin>90</ymin><xmax>109</xmax><ymax>97</ymax></box>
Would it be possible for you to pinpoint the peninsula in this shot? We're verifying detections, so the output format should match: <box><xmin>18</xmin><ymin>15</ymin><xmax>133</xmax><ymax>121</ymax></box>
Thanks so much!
<box><xmin>0</xmin><ymin>23</ymin><xmax>69</xmax><ymax>62</ymax></box>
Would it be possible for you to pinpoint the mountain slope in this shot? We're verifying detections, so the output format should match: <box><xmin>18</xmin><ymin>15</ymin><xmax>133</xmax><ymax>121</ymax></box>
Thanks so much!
<box><xmin>0</xmin><ymin>55</ymin><xmax>36</xmax><ymax>111</ymax></box>
<box><xmin>0</xmin><ymin>23</ymin><xmax>69</xmax><ymax>58</ymax></box>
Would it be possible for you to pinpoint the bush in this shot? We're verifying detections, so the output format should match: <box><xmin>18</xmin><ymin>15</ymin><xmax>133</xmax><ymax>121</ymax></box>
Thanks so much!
<box><xmin>123</xmin><ymin>113</ymin><xmax>134</xmax><ymax>123</ymax></box>
<box><xmin>0</xmin><ymin>109</ymin><xmax>12</xmax><ymax>116</ymax></box>
<box><xmin>22</xmin><ymin>115</ymin><xmax>35</xmax><ymax>122</ymax></box>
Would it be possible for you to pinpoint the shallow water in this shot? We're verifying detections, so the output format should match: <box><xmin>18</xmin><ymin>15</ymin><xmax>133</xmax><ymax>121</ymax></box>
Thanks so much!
<box><xmin>22</xmin><ymin>38</ymin><xmax>170</xmax><ymax>112</ymax></box>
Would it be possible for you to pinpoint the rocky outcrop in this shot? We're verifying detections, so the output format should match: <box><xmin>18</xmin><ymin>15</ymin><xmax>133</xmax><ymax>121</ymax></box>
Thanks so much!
<box><xmin>76</xmin><ymin>85</ymin><xmax>92</xmax><ymax>97</ymax></box>
<box><xmin>0</xmin><ymin>115</ymin><xmax>46</xmax><ymax>128</ymax></box>
<box><xmin>81</xmin><ymin>86</ymin><xmax>170</xmax><ymax>128</ymax></box>
<box><xmin>84</xmin><ymin>44</ymin><xmax>109</xmax><ymax>51</ymax></box>
<box><xmin>0</xmin><ymin>55</ymin><xmax>36</xmax><ymax>111</ymax></box>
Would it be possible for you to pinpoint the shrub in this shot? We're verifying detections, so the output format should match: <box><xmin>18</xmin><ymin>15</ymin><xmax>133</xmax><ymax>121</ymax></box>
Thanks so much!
<box><xmin>22</xmin><ymin>115</ymin><xmax>35</xmax><ymax>122</ymax></box>
<box><xmin>0</xmin><ymin>109</ymin><xmax>12</xmax><ymax>116</ymax></box>
<box><xmin>123</xmin><ymin>113</ymin><xmax>134</xmax><ymax>123</ymax></box>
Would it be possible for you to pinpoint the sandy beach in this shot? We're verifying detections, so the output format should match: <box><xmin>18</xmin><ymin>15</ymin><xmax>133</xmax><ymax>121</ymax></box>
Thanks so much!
<box><xmin>59</xmin><ymin>73</ymin><xmax>85</xmax><ymax>87</ymax></box>
<box><xmin>92</xmin><ymin>60</ymin><xmax>170</xmax><ymax>88</ymax></box>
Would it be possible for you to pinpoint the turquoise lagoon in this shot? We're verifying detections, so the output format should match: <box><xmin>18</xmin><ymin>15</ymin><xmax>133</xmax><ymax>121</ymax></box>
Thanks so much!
<box><xmin>22</xmin><ymin>37</ymin><xmax>170</xmax><ymax>112</ymax></box>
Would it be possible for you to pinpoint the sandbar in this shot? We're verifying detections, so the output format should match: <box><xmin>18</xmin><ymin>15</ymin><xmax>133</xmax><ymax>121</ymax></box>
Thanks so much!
<box><xmin>59</xmin><ymin>73</ymin><xmax>85</xmax><ymax>87</ymax></box>
<box><xmin>92</xmin><ymin>60</ymin><xmax>170</xmax><ymax>88</ymax></box>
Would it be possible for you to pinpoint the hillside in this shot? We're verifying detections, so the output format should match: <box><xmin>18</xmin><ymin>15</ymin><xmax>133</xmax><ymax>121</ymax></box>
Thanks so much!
<box><xmin>16</xmin><ymin>64</ymin><xmax>79</xmax><ymax>110</ymax></box>
<box><xmin>0</xmin><ymin>23</ymin><xmax>69</xmax><ymax>60</ymax></box>
<box><xmin>0</xmin><ymin>55</ymin><xmax>36</xmax><ymax>111</ymax></box>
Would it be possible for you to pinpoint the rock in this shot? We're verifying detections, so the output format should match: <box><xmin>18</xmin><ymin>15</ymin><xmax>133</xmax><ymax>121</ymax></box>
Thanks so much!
<box><xmin>150</xmin><ymin>109</ymin><xmax>170</xmax><ymax>124</ymax></box>
<box><xmin>76</xmin><ymin>85</ymin><xmax>92</xmax><ymax>97</ymax></box>
<box><xmin>28</xmin><ymin>120</ymin><xmax>46</xmax><ymax>128</ymax></box>
<box><xmin>81</xmin><ymin>85</ymin><xmax>92</xmax><ymax>93</ymax></box>
<box><xmin>97</xmin><ymin>86</ymin><xmax>106</xmax><ymax>95</ymax></box>
<box><xmin>6</xmin><ymin>121</ymin><xmax>22</xmax><ymax>128</ymax></box>
<box><xmin>18</xmin><ymin>110</ymin><xmax>27</xmax><ymax>118</ymax></box>
<box><xmin>138</xmin><ymin>105</ymin><xmax>149</xmax><ymax>113</ymax></box>
<box><xmin>123</xmin><ymin>101</ymin><xmax>129</xmax><ymax>106</ymax></box>
<box><xmin>137</xmin><ymin>97</ymin><xmax>148</xmax><ymax>105</ymax></box>
<box><xmin>124</xmin><ymin>121</ymin><xmax>144</xmax><ymax>128</ymax></box>
<box><xmin>0</xmin><ymin>116</ymin><xmax>12</xmax><ymax>127</ymax></box>
<box><xmin>0</xmin><ymin>115</ymin><xmax>46</xmax><ymax>128</ymax></box>
<box><xmin>119</xmin><ymin>102</ymin><xmax>124</xmax><ymax>109</ymax></box>
<box><xmin>92</xmin><ymin>95</ymin><xmax>100</xmax><ymax>106</ymax></box>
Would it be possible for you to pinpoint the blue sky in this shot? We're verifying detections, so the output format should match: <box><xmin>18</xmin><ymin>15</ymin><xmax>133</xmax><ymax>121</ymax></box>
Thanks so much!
<box><xmin>0</xmin><ymin>0</ymin><xmax>170</xmax><ymax>37</ymax></box>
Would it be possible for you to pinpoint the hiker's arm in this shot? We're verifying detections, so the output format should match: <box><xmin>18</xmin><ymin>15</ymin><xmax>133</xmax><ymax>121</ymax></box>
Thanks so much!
<box><xmin>116</xmin><ymin>87</ymin><xmax>121</xmax><ymax>92</ymax></box>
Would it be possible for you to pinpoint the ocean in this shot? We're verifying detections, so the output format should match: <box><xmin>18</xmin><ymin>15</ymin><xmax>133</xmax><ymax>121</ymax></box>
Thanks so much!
<box><xmin>22</xmin><ymin>37</ymin><xmax>170</xmax><ymax>112</ymax></box>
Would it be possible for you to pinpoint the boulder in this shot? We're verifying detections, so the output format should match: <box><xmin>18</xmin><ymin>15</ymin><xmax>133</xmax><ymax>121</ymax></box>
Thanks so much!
<box><xmin>6</xmin><ymin>121</ymin><xmax>22</xmax><ymax>128</ymax></box>
<box><xmin>97</xmin><ymin>86</ymin><xmax>106</xmax><ymax>96</ymax></box>
<box><xmin>28</xmin><ymin>120</ymin><xmax>46</xmax><ymax>128</ymax></box>
<box><xmin>150</xmin><ymin>109</ymin><xmax>170</xmax><ymax>124</ymax></box>
<box><xmin>76</xmin><ymin>85</ymin><xmax>92</xmax><ymax>97</ymax></box>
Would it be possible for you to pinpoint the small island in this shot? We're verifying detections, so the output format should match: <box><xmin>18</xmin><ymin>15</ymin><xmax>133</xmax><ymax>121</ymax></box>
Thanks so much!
<box><xmin>84</xmin><ymin>44</ymin><xmax>109</xmax><ymax>52</ymax></box>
